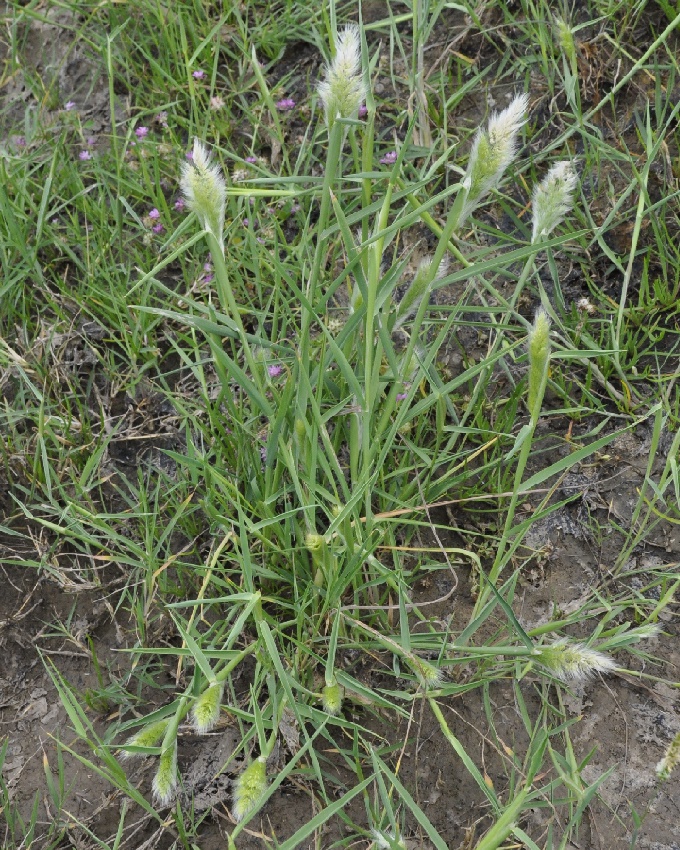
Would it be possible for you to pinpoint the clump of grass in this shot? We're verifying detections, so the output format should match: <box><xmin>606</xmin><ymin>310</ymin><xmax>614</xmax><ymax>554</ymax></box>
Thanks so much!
<box><xmin>2</xmin><ymin>0</ymin><xmax>680</xmax><ymax>847</ymax></box>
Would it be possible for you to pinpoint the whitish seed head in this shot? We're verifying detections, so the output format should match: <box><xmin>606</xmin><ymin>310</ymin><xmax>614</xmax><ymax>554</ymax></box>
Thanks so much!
<box><xmin>321</xmin><ymin>681</ymin><xmax>344</xmax><ymax>715</ymax></box>
<box><xmin>232</xmin><ymin>756</ymin><xmax>268</xmax><ymax>822</ymax></box>
<box><xmin>406</xmin><ymin>656</ymin><xmax>443</xmax><ymax>689</ymax></box>
<box><xmin>371</xmin><ymin>829</ymin><xmax>407</xmax><ymax>849</ymax></box>
<box><xmin>461</xmin><ymin>93</ymin><xmax>529</xmax><ymax>225</ymax></box>
<box><xmin>180</xmin><ymin>138</ymin><xmax>226</xmax><ymax>243</ymax></box>
<box><xmin>120</xmin><ymin>718</ymin><xmax>169</xmax><ymax>760</ymax></box>
<box><xmin>531</xmin><ymin>161</ymin><xmax>578</xmax><ymax>242</ymax></box>
<box><xmin>656</xmin><ymin>731</ymin><xmax>680</xmax><ymax>781</ymax></box>
<box><xmin>318</xmin><ymin>25</ymin><xmax>366</xmax><ymax>130</ymax></box>
<box><xmin>532</xmin><ymin>638</ymin><xmax>616</xmax><ymax>682</ymax></box>
<box><xmin>152</xmin><ymin>743</ymin><xmax>178</xmax><ymax>806</ymax></box>
<box><xmin>191</xmin><ymin>681</ymin><xmax>224</xmax><ymax>734</ymax></box>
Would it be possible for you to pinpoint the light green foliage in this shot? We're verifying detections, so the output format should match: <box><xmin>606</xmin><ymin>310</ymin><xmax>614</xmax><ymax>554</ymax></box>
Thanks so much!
<box><xmin>1</xmin><ymin>0</ymin><xmax>680</xmax><ymax>848</ymax></box>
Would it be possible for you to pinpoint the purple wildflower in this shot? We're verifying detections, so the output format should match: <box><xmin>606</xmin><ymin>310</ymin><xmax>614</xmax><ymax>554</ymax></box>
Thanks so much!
<box><xmin>192</xmin><ymin>70</ymin><xmax>205</xmax><ymax>79</ymax></box>
<box><xmin>148</xmin><ymin>208</ymin><xmax>161</xmax><ymax>220</ymax></box>
<box><xmin>358</xmin><ymin>104</ymin><xmax>368</xmax><ymax>118</ymax></box>
<box><xmin>242</xmin><ymin>218</ymin><xmax>250</xmax><ymax>227</ymax></box>
<box><xmin>174</xmin><ymin>197</ymin><xmax>186</xmax><ymax>212</ymax></box>
<box><xmin>152</xmin><ymin>223</ymin><xmax>164</xmax><ymax>234</ymax></box>
<box><xmin>135</xmin><ymin>126</ymin><xmax>149</xmax><ymax>139</ymax></box>
<box><xmin>396</xmin><ymin>392</ymin><xmax>408</xmax><ymax>401</ymax></box>
<box><xmin>79</xmin><ymin>150</ymin><xmax>92</xmax><ymax>161</ymax></box>
<box><xmin>12</xmin><ymin>135</ymin><xmax>26</xmax><ymax>147</ymax></box>
<box><xmin>245</xmin><ymin>156</ymin><xmax>258</xmax><ymax>163</ymax></box>
<box><xmin>267</xmin><ymin>364</ymin><xmax>283</xmax><ymax>378</ymax></box>
<box><xmin>64</xmin><ymin>101</ymin><xmax>76</xmax><ymax>111</ymax></box>
<box><xmin>275</xmin><ymin>98</ymin><xmax>296</xmax><ymax>111</ymax></box>
<box><xmin>185</xmin><ymin>150</ymin><xmax>194</xmax><ymax>161</ymax></box>
<box><xmin>380</xmin><ymin>151</ymin><xmax>397</xmax><ymax>165</ymax></box>
<box><xmin>86</xmin><ymin>136</ymin><xmax>96</xmax><ymax>146</ymax></box>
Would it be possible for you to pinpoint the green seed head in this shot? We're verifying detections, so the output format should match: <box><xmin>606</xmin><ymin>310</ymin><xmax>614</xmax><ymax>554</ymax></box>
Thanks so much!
<box><xmin>152</xmin><ymin>742</ymin><xmax>178</xmax><ymax>806</ymax></box>
<box><xmin>527</xmin><ymin>309</ymin><xmax>551</xmax><ymax>416</ymax></box>
<box><xmin>233</xmin><ymin>756</ymin><xmax>268</xmax><ymax>822</ymax></box>
<box><xmin>553</xmin><ymin>16</ymin><xmax>577</xmax><ymax>64</ymax></box>
<box><xmin>120</xmin><ymin>718</ymin><xmax>169</xmax><ymax>760</ymax></box>
<box><xmin>192</xmin><ymin>681</ymin><xmax>224</xmax><ymax>734</ymax></box>
<box><xmin>406</xmin><ymin>656</ymin><xmax>443</xmax><ymax>690</ymax></box>
<box><xmin>321</xmin><ymin>681</ymin><xmax>344</xmax><ymax>715</ymax></box>
<box><xmin>305</xmin><ymin>533</ymin><xmax>325</xmax><ymax>554</ymax></box>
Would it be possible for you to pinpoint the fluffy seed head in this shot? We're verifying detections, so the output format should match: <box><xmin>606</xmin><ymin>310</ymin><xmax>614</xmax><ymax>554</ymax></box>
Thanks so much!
<box><xmin>461</xmin><ymin>93</ymin><xmax>529</xmax><ymax>225</ymax></box>
<box><xmin>232</xmin><ymin>756</ymin><xmax>268</xmax><ymax>822</ymax></box>
<box><xmin>318</xmin><ymin>26</ymin><xmax>366</xmax><ymax>130</ymax></box>
<box><xmin>553</xmin><ymin>16</ymin><xmax>577</xmax><ymax>64</ymax></box>
<box><xmin>321</xmin><ymin>681</ymin><xmax>344</xmax><ymax>715</ymax></box>
<box><xmin>192</xmin><ymin>681</ymin><xmax>224</xmax><ymax>734</ymax></box>
<box><xmin>180</xmin><ymin>138</ymin><xmax>226</xmax><ymax>243</ymax></box>
<box><xmin>120</xmin><ymin>718</ymin><xmax>169</xmax><ymax>760</ymax></box>
<box><xmin>305</xmin><ymin>533</ymin><xmax>325</xmax><ymax>554</ymax></box>
<box><xmin>372</xmin><ymin>829</ymin><xmax>407</xmax><ymax>849</ymax></box>
<box><xmin>152</xmin><ymin>743</ymin><xmax>178</xmax><ymax>806</ymax></box>
<box><xmin>532</xmin><ymin>638</ymin><xmax>616</xmax><ymax>682</ymax></box>
<box><xmin>406</xmin><ymin>656</ymin><xmax>443</xmax><ymax>690</ymax></box>
<box><xmin>656</xmin><ymin>731</ymin><xmax>680</xmax><ymax>781</ymax></box>
<box><xmin>532</xmin><ymin>161</ymin><xmax>577</xmax><ymax>242</ymax></box>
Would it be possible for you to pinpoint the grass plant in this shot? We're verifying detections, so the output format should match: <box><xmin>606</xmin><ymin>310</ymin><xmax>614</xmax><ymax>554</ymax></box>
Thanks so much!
<box><xmin>1</xmin><ymin>0</ymin><xmax>679</xmax><ymax>848</ymax></box>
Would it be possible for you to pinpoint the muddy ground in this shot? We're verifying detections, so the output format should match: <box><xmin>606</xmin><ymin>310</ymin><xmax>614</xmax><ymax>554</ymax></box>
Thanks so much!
<box><xmin>1</xmin><ymin>3</ymin><xmax>680</xmax><ymax>849</ymax></box>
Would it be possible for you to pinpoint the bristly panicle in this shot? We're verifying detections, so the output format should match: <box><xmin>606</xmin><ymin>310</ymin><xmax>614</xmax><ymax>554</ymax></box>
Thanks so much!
<box><xmin>318</xmin><ymin>26</ymin><xmax>366</xmax><ymax>130</ymax></box>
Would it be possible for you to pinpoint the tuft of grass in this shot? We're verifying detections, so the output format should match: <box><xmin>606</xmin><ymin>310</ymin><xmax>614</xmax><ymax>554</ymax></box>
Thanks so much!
<box><xmin>1</xmin><ymin>0</ymin><xmax>679</xmax><ymax>847</ymax></box>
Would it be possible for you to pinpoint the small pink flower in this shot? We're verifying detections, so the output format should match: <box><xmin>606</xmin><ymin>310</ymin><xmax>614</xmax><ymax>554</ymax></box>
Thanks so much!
<box><xmin>152</xmin><ymin>223</ymin><xmax>164</xmax><ymax>234</ymax></box>
<box><xmin>174</xmin><ymin>198</ymin><xmax>186</xmax><ymax>211</ymax></box>
<box><xmin>396</xmin><ymin>392</ymin><xmax>408</xmax><ymax>401</ymax></box>
<box><xmin>210</xmin><ymin>96</ymin><xmax>224</xmax><ymax>110</ymax></box>
<box><xmin>148</xmin><ymin>208</ymin><xmax>160</xmax><ymax>220</ymax></box>
<box><xmin>242</xmin><ymin>218</ymin><xmax>250</xmax><ymax>227</ymax></box>
<box><xmin>79</xmin><ymin>150</ymin><xmax>92</xmax><ymax>160</ymax></box>
<box><xmin>380</xmin><ymin>151</ymin><xmax>397</xmax><ymax>165</ymax></box>
<box><xmin>64</xmin><ymin>101</ymin><xmax>76</xmax><ymax>111</ymax></box>
<box><xmin>245</xmin><ymin>156</ymin><xmax>258</xmax><ymax>163</ymax></box>
<box><xmin>185</xmin><ymin>150</ymin><xmax>194</xmax><ymax>161</ymax></box>
<box><xmin>135</xmin><ymin>126</ymin><xmax>149</xmax><ymax>139</ymax></box>
<box><xmin>275</xmin><ymin>98</ymin><xmax>295</xmax><ymax>111</ymax></box>
<box><xmin>12</xmin><ymin>135</ymin><xmax>26</xmax><ymax>147</ymax></box>
<box><xmin>268</xmin><ymin>364</ymin><xmax>283</xmax><ymax>378</ymax></box>
<box><xmin>358</xmin><ymin>104</ymin><xmax>368</xmax><ymax>118</ymax></box>
<box><xmin>86</xmin><ymin>136</ymin><xmax>96</xmax><ymax>146</ymax></box>
<box><xmin>193</xmin><ymin>70</ymin><xmax>205</xmax><ymax>79</ymax></box>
